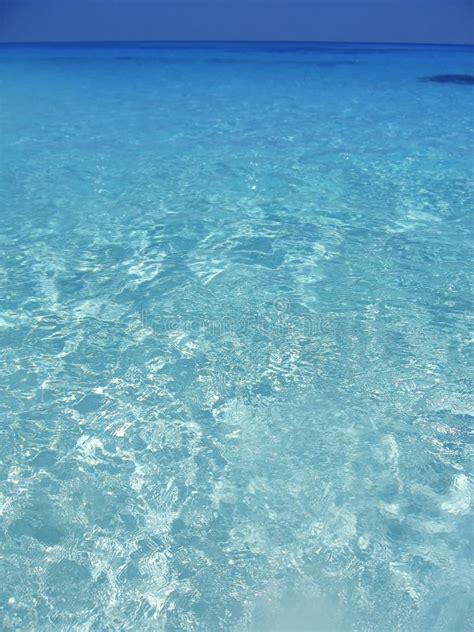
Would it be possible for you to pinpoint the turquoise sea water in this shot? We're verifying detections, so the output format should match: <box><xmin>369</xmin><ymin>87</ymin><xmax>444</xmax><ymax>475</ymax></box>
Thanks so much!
<box><xmin>0</xmin><ymin>43</ymin><xmax>473</xmax><ymax>631</ymax></box>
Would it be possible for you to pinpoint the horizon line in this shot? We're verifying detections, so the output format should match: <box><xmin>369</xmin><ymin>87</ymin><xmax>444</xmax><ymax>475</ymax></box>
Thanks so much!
<box><xmin>1</xmin><ymin>39</ymin><xmax>473</xmax><ymax>48</ymax></box>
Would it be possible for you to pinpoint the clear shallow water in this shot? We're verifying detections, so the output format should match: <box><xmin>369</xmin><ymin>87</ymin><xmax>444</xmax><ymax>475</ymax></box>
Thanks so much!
<box><xmin>0</xmin><ymin>42</ymin><xmax>473</xmax><ymax>631</ymax></box>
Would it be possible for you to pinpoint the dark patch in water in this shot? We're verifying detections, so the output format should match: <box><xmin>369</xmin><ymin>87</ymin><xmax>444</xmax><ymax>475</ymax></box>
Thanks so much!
<box><xmin>30</xmin><ymin>55</ymin><xmax>358</xmax><ymax>68</ymax></box>
<box><xmin>1</xmin><ymin>51</ymin><xmax>359</xmax><ymax>67</ymax></box>
<box><xmin>123</xmin><ymin>57</ymin><xmax>188</xmax><ymax>64</ymax></box>
<box><xmin>314</xmin><ymin>60</ymin><xmax>358</xmax><ymax>67</ymax></box>
<box><xmin>207</xmin><ymin>57</ymin><xmax>242</xmax><ymax>64</ymax></box>
<box><xmin>421</xmin><ymin>74</ymin><xmax>474</xmax><ymax>85</ymax></box>
<box><xmin>265</xmin><ymin>45</ymin><xmax>428</xmax><ymax>56</ymax></box>
<box><xmin>206</xmin><ymin>57</ymin><xmax>357</xmax><ymax>67</ymax></box>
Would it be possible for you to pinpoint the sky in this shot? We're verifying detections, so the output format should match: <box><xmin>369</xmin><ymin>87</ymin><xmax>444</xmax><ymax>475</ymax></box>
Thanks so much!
<box><xmin>0</xmin><ymin>0</ymin><xmax>473</xmax><ymax>44</ymax></box>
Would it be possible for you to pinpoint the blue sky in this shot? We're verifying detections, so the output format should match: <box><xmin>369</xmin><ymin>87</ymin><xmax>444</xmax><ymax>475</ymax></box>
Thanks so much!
<box><xmin>0</xmin><ymin>0</ymin><xmax>473</xmax><ymax>44</ymax></box>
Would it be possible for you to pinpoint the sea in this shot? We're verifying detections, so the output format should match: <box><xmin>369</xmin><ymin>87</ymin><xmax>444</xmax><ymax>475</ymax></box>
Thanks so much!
<box><xmin>0</xmin><ymin>42</ymin><xmax>473</xmax><ymax>631</ymax></box>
